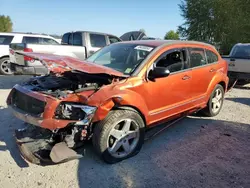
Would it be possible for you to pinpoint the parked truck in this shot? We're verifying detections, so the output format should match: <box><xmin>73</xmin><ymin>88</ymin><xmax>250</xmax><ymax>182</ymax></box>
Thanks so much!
<box><xmin>9</xmin><ymin>31</ymin><xmax>122</xmax><ymax>75</ymax></box>
<box><xmin>223</xmin><ymin>43</ymin><xmax>250</xmax><ymax>87</ymax></box>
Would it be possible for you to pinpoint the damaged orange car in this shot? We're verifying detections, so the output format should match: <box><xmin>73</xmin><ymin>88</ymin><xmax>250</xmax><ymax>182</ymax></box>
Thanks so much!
<box><xmin>7</xmin><ymin>40</ymin><xmax>229</xmax><ymax>164</ymax></box>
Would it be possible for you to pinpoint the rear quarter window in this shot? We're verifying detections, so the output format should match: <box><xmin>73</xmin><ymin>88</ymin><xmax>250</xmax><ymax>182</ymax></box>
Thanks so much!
<box><xmin>89</xmin><ymin>34</ymin><xmax>106</xmax><ymax>47</ymax></box>
<box><xmin>206</xmin><ymin>50</ymin><xmax>218</xmax><ymax>64</ymax></box>
<box><xmin>0</xmin><ymin>35</ymin><xmax>14</xmax><ymax>45</ymax></box>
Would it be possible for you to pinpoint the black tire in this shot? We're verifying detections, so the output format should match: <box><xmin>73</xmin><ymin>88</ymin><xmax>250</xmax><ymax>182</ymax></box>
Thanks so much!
<box><xmin>0</xmin><ymin>57</ymin><xmax>13</xmax><ymax>75</ymax></box>
<box><xmin>92</xmin><ymin>109</ymin><xmax>145</xmax><ymax>164</ymax></box>
<box><xmin>201</xmin><ymin>84</ymin><xmax>225</xmax><ymax>117</ymax></box>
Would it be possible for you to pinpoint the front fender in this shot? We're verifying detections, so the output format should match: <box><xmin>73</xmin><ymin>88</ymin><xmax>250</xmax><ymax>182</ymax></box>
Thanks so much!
<box><xmin>88</xmin><ymin>86</ymin><xmax>149</xmax><ymax>124</ymax></box>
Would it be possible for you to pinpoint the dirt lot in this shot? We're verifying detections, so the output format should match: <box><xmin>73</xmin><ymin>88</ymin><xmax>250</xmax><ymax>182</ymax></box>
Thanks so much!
<box><xmin>0</xmin><ymin>75</ymin><xmax>249</xmax><ymax>188</ymax></box>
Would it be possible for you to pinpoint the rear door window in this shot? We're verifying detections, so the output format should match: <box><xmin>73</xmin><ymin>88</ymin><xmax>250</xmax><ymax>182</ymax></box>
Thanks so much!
<box><xmin>206</xmin><ymin>50</ymin><xmax>218</xmax><ymax>64</ymax></box>
<box><xmin>0</xmin><ymin>35</ymin><xmax>14</xmax><ymax>44</ymax></box>
<box><xmin>188</xmin><ymin>48</ymin><xmax>207</xmax><ymax>68</ymax></box>
<box><xmin>22</xmin><ymin>37</ymin><xmax>40</xmax><ymax>44</ymax></box>
<box><xmin>89</xmin><ymin>34</ymin><xmax>107</xmax><ymax>47</ymax></box>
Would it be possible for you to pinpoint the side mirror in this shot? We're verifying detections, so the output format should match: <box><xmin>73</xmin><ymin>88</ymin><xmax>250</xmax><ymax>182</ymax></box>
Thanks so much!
<box><xmin>148</xmin><ymin>67</ymin><xmax>170</xmax><ymax>80</ymax></box>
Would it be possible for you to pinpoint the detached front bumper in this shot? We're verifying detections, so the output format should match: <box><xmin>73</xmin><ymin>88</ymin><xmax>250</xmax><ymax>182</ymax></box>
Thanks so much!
<box><xmin>15</xmin><ymin>125</ymin><xmax>84</xmax><ymax>165</ymax></box>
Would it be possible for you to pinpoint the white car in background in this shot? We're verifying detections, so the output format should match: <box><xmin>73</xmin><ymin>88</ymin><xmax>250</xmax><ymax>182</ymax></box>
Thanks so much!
<box><xmin>0</xmin><ymin>32</ymin><xmax>59</xmax><ymax>75</ymax></box>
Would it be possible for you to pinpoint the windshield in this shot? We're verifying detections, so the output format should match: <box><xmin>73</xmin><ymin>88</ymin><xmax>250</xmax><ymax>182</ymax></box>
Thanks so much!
<box><xmin>230</xmin><ymin>45</ymin><xmax>250</xmax><ymax>58</ymax></box>
<box><xmin>87</xmin><ymin>43</ymin><xmax>155</xmax><ymax>75</ymax></box>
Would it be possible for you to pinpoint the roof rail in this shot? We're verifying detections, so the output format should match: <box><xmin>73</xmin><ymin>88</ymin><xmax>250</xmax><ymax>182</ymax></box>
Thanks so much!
<box><xmin>0</xmin><ymin>32</ymin><xmax>49</xmax><ymax>36</ymax></box>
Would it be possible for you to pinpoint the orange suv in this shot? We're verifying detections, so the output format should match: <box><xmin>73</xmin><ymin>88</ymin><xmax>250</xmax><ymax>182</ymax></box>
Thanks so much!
<box><xmin>7</xmin><ymin>40</ymin><xmax>229</xmax><ymax>164</ymax></box>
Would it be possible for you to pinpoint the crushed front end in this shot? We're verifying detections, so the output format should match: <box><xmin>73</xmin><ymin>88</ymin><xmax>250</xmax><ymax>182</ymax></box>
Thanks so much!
<box><xmin>6</xmin><ymin>72</ymin><xmax>110</xmax><ymax>165</ymax></box>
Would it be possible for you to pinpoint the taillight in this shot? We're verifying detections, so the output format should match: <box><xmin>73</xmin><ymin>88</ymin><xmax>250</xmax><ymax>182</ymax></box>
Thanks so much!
<box><xmin>24</xmin><ymin>48</ymin><xmax>33</xmax><ymax>61</ymax></box>
<box><xmin>9</xmin><ymin>48</ymin><xmax>15</xmax><ymax>55</ymax></box>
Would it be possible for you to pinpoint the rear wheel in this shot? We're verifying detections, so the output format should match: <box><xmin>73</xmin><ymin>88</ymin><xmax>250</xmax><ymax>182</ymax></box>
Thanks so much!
<box><xmin>92</xmin><ymin>109</ymin><xmax>145</xmax><ymax>164</ymax></box>
<box><xmin>201</xmin><ymin>84</ymin><xmax>224</xmax><ymax>117</ymax></box>
<box><xmin>0</xmin><ymin>57</ymin><xmax>13</xmax><ymax>75</ymax></box>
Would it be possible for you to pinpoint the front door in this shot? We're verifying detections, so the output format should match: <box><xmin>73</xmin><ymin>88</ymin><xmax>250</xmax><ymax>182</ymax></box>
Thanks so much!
<box><xmin>143</xmin><ymin>48</ymin><xmax>193</xmax><ymax>125</ymax></box>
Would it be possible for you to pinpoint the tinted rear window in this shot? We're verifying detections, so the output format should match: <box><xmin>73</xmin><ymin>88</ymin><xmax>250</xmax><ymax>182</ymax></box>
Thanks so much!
<box><xmin>90</xmin><ymin>34</ymin><xmax>106</xmax><ymax>47</ymax></box>
<box><xmin>0</xmin><ymin>35</ymin><xmax>14</xmax><ymax>45</ymax></box>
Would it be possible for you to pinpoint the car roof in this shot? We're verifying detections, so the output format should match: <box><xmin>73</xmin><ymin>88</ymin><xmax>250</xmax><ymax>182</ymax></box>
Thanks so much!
<box><xmin>69</xmin><ymin>31</ymin><xmax>119</xmax><ymax>37</ymax></box>
<box><xmin>119</xmin><ymin>40</ymin><xmax>216</xmax><ymax>49</ymax></box>
<box><xmin>0</xmin><ymin>32</ymin><xmax>55</xmax><ymax>38</ymax></box>
<box><xmin>235</xmin><ymin>43</ymin><xmax>250</xmax><ymax>46</ymax></box>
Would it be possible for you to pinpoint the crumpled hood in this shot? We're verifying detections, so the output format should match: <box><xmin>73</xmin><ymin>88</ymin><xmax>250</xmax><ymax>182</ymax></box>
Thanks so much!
<box><xmin>18</xmin><ymin>52</ymin><xmax>127</xmax><ymax>77</ymax></box>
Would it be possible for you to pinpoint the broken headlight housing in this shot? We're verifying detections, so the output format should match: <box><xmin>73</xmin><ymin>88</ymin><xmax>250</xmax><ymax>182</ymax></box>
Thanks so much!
<box><xmin>55</xmin><ymin>102</ymin><xmax>97</xmax><ymax>125</ymax></box>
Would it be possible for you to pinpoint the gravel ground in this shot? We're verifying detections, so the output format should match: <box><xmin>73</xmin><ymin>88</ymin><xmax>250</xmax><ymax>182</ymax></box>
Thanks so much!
<box><xmin>0</xmin><ymin>75</ymin><xmax>249</xmax><ymax>188</ymax></box>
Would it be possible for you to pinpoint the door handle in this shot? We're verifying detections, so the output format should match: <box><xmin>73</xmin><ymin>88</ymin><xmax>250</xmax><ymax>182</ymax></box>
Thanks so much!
<box><xmin>182</xmin><ymin>75</ymin><xmax>190</xmax><ymax>80</ymax></box>
<box><xmin>209</xmin><ymin>68</ymin><xmax>216</xmax><ymax>72</ymax></box>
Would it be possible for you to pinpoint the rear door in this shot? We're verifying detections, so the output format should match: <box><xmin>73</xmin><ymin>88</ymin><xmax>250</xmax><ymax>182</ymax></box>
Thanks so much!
<box><xmin>189</xmin><ymin>47</ymin><xmax>218</xmax><ymax>105</ymax></box>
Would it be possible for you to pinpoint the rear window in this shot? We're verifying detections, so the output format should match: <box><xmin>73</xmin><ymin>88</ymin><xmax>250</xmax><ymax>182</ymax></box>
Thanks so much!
<box><xmin>90</xmin><ymin>34</ymin><xmax>106</xmax><ymax>47</ymax></box>
<box><xmin>22</xmin><ymin>37</ymin><xmax>39</xmax><ymax>44</ymax></box>
<box><xmin>0</xmin><ymin>35</ymin><xmax>14</xmax><ymax>45</ymax></box>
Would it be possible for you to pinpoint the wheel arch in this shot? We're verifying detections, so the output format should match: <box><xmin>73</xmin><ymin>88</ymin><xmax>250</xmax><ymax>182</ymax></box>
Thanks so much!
<box><xmin>112</xmin><ymin>105</ymin><xmax>147</xmax><ymax>127</ymax></box>
<box><xmin>91</xmin><ymin>92</ymin><xmax>149</xmax><ymax>126</ymax></box>
<box><xmin>218</xmin><ymin>81</ymin><xmax>226</xmax><ymax>91</ymax></box>
<box><xmin>0</xmin><ymin>55</ymin><xmax>10</xmax><ymax>60</ymax></box>
<box><xmin>206</xmin><ymin>73</ymin><xmax>228</xmax><ymax>102</ymax></box>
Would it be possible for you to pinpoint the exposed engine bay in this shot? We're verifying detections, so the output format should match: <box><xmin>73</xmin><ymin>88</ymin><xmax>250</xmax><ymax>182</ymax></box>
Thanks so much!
<box><xmin>23</xmin><ymin>70</ymin><xmax>114</xmax><ymax>98</ymax></box>
<box><xmin>11</xmin><ymin>70</ymin><xmax>124</xmax><ymax>165</ymax></box>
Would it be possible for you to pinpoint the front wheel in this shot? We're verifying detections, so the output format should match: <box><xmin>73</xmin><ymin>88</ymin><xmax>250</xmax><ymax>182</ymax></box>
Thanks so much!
<box><xmin>92</xmin><ymin>109</ymin><xmax>145</xmax><ymax>164</ymax></box>
<box><xmin>201</xmin><ymin>84</ymin><xmax>225</xmax><ymax>117</ymax></box>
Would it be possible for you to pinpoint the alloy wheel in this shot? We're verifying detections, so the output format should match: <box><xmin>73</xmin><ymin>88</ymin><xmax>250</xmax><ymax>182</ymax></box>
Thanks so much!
<box><xmin>1</xmin><ymin>60</ymin><xmax>12</xmax><ymax>74</ymax></box>
<box><xmin>107</xmin><ymin>119</ymin><xmax>140</xmax><ymax>158</ymax></box>
<box><xmin>211</xmin><ymin>88</ymin><xmax>223</xmax><ymax>114</ymax></box>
